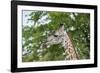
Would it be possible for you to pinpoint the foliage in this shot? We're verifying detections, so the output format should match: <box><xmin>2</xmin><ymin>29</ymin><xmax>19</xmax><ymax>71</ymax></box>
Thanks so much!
<box><xmin>22</xmin><ymin>10</ymin><xmax>90</xmax><ymax>62</ymax></box>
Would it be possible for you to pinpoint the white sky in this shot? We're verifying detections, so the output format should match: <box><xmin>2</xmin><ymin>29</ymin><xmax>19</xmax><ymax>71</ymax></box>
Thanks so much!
<box><xmin>22</xmin><ymin>10</ymin><xmax>51</xmax><ymax>27</ymax></box>
<box><xmin>22</xmin><ymin>10</ymin><xmax>34</xmax><ymax>27</ymax></box>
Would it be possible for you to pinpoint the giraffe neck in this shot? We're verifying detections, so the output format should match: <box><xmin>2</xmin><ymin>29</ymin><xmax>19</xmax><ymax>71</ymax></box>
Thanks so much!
<box><xmin>64</xmin><ymin>33</ymin><xmax>79</xmax><ymax>60</ymax></box>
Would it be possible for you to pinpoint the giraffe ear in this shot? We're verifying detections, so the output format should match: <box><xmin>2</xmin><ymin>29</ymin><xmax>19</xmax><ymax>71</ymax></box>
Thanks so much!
<box><xmin>59</xmin><ymin>24</ymin><xmax>64</xmax><ymax>31</ymax></box>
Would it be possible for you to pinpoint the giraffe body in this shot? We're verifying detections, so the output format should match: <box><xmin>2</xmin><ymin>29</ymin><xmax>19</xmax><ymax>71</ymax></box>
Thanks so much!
<box><xmin>46</xmin><ymin>24</ymin><xmax>79</xmax><ymax>60</ymax></box>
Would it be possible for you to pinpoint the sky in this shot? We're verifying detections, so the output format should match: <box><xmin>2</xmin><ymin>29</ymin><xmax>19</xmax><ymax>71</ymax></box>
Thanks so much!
<box><xmin>22</xmin><ymin>10</ymin><xmax>51</xmax><ymax>27</ymax></box>
<box><xmin>22</xmin><ymin>10</ymin><xmax>34</xmax><ymax>27</ymax></box>
<box><xmin>22</xmin><ymin>10</ymin><xmax>79</xmax><ymax>28</ymax></box>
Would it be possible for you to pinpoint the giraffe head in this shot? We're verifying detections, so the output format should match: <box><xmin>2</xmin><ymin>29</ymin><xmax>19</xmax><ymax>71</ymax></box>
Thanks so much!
<box><xmin>46</xmin><ymin>24</ymin><xmax>68</xmax><ymax>48</ymax></box>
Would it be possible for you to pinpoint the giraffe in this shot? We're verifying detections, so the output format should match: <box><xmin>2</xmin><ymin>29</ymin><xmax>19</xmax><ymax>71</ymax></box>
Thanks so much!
<box><xmin>46</xmin><ymin>24</ymin><xmax>79</xmax><ymax>60</ymax></box>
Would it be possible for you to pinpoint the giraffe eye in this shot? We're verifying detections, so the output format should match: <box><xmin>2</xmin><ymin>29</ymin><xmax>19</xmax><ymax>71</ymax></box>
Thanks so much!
<box><xmin>54</xmin><ymin>35</ymin><xmax>58</xmax><ymax>37</ymax></box>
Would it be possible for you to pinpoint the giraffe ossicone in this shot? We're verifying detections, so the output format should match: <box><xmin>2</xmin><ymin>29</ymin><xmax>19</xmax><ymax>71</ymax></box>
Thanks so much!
<box><xmin>46</xmin><ymin>24</ymin><xmax>79</xmax><ymax>60</ymax></box>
